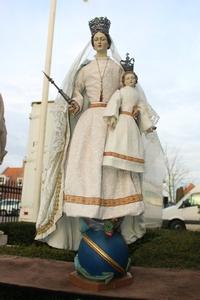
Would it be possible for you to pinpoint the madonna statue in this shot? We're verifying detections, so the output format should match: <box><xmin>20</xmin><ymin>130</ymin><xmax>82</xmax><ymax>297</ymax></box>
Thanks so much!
<box><xmin>36</xmin><ymin>17</ymin><xmax>164</xmax><ymax>281</ymax></box>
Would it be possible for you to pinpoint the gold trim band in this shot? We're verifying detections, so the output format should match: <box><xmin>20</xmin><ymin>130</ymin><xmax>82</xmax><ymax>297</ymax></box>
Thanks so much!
<box><xmin>36</xmin><ymin>172</ymin><xmax>62</xmax><ymax>235</ymax></box>
<box><xmin>83</xmin><ymin>234</ymin><xmax>125</xmax><ymax>274</ymax></box>
<box><xmin>120</xmin><ymin>110</ymin><xmax>134</xmax><ymax>117</ymax></box>
<box><xmin>89</xmin><ymin>103</ymin><xmax>107</xmax><ymax>108</ymax></box>
<box><xmin>64</xmin><ymin>194</ymin><xmax>143</xmax><ymax>206</ymax></box>
<box><xmin>104</xmin><ymin>151</ymin><xmax>144</xmax><ymax>164</ymax></box>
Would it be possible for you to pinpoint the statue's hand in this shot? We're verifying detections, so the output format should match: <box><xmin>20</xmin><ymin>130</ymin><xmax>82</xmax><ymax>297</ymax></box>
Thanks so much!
<box><xmin>132</xmin><ymin>105</ymin><xmax>140</xmax><ymax>120</ymax></box>
<box><xmin>68</xmin><ymin>100</ymin><xmax>80</xmax><ymax>115</ymax></box>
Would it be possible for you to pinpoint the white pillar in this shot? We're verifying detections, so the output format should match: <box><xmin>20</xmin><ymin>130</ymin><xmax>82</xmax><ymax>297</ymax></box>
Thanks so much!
<box><xmin>33</xmin><ymin>0</ymin><xmax>57</xmax><ymax>220</ymax></box>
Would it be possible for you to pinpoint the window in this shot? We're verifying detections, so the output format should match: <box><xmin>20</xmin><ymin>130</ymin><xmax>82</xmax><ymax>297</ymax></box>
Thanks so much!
<box><xmin>182</xmin><ymin>194</ymin><xmax>200</xmax><ymax>208</ymax></box>
<box><xmin>191</xmin><ymin>194</ymin><xmax>200</xmax><ymax>206</ymax></box>
<box><xmin>17</xmin><ymin>178</ymin><xmax>23</xmax><ymax>187</ymax></box>
<box><xmin>0</xmin><ymin>176</ymin><xmax>6</xmax><ymax>185</ymax></box>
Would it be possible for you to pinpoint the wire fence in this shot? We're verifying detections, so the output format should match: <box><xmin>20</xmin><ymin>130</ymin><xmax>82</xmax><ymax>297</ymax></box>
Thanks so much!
<box><xmin>0</xmin><ymin>181</ymin><xmax>22</xmax><ymax>223</ymax></box>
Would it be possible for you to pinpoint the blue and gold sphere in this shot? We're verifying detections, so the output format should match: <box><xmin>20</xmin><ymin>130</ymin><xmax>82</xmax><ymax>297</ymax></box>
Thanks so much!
<box><xmin>77</xmin><ymin>228</ymin><xmax>129</xmax><ymax>277</ymax></box>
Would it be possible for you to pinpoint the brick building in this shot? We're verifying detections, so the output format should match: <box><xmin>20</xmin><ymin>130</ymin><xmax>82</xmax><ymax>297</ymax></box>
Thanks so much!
<box><xmin>0</xmin><ymin>167</ymin><xmax>24</xmax><ymax>186</ymax></box>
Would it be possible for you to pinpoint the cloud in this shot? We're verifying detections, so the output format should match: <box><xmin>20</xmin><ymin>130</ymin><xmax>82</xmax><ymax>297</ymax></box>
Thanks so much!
<box><xmin>0</xmin><ymin>0</ymin><xmax>200</xmax><ymax>185</ymax></box>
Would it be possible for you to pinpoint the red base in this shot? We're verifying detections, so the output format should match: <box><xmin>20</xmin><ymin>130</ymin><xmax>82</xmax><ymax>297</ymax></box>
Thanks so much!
<box><xmin>68</xmin><ymin>271</ymin><xmax>133</xmax><ymax>291</ymax></box>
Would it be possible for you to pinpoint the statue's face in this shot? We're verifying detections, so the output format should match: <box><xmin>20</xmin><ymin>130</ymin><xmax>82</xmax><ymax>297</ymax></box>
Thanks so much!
<box><xmin>93</xmin><ymin>32</ymin><xmax>109</xmax><ymax>52</ymax></box>
<box><xmin>124</xmin><ymin>73</ymin><xmax>136</xmax><ymax>87</ymax></box>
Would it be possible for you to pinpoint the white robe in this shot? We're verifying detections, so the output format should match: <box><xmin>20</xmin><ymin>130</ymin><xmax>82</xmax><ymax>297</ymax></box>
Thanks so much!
<box><xmin>103</xmin><ymin>86</ymin><xmax>153</xmax><ymax>173</ymax></box>
<box><xmin>64</xmin><ymin>59</ymin><xmax>144</xmax><ymax>220</ymax></box>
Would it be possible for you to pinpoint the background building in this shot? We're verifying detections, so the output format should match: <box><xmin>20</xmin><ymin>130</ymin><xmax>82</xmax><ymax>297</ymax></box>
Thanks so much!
<box><xmin>20</xmin><ymin>101</ymin><xmax>54</xmax><ymax>222</ymax></box>
<box><xmin>0</xmin><ymin>166</ymin><xmax>24</xmax><ymax>186</ymax></box>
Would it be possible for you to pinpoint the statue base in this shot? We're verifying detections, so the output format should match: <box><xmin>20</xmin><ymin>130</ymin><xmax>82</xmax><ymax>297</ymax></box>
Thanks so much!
<box><xmin>69</xmin><ymin>271</ymin><xmax>133</xmax><ymax>291</ymax></box>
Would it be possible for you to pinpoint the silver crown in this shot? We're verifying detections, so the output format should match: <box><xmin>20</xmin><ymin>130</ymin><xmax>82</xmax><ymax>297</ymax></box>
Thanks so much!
<box><xmin>120</xmin><ymin>53</ymin><xmax>135</xmax><ymax>72</ymax></box>
<box><xmin>89</xmin><ymin>17</ymin><xmax>111</xmax><ymax>36</ymax></box>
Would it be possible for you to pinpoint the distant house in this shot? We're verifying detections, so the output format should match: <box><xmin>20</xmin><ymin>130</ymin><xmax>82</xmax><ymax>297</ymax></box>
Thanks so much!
<box><xmin>0</xmin><ymin>167</ymin><xmax>24</xmax><ymax>186</ymax></box>
<box><xmin>183</xmin><ymin>183</ymin><xmax>195</xmax><ymax>196</ymax></box>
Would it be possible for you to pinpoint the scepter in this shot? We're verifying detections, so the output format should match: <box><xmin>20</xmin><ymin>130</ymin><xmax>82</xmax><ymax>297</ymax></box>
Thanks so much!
<box><xmin>43</xmin><ymin>71</ymin><xmax>73</xmax><ymax>104</ymax></box>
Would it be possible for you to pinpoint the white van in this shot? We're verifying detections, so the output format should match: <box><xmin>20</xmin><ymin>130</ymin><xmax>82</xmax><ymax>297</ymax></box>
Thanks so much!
<box><xmin>162</xmin><ymin>185</ymin><xmax>200</xmax><ymax>230</ymax></box>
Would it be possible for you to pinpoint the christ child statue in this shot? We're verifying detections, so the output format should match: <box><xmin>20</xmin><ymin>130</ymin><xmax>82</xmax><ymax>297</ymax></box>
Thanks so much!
<box><xmin>103</xmin><ymin>53</ymin><xmax>156</xmax><ymax>173</ymax></box>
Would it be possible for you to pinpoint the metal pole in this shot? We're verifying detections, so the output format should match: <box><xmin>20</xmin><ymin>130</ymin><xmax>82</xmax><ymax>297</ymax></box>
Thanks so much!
<box><xmin>33</xmin><ymin>0</ymin><xmax>57</xmax><ymax>220</ymax></box>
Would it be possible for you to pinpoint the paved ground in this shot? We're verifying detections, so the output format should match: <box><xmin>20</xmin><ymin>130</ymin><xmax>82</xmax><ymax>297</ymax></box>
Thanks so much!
<box><xmin>0</xmin><ymin>255</ymin><xmax>200</xmax><ymax>300</ymax></box>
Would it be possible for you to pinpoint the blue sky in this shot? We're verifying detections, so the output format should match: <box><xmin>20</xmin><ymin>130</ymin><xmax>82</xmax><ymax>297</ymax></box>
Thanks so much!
<box><xmin>0</xmin><ymin>0</ymin><xmax>200</xmax><ymax>183</ymax></box>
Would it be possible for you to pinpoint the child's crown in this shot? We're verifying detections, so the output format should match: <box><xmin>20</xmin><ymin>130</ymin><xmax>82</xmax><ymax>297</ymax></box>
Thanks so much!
<box><xmin>120</xmin><ymin>53</ymin><xmax>135</xmax><ymax>72</ymax></box>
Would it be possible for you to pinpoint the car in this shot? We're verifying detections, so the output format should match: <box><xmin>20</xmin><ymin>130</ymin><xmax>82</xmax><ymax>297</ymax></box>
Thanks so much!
<box><xmin>0</xmin><ymin>199</ymin><xmax>21</xmax><ymax>216</ymax></box>
<box><xmin>162</xmin><ymin>185</ymin><xmax>200</xmax><ymax>231</ymax></box>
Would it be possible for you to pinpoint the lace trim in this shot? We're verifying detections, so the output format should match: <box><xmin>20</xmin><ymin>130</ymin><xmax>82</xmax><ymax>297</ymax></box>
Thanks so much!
<box><xmin>36</xmin><ymin>172</ymin><xmax>62</xmax><ymax>235</ymax></box>
<box><xmin>103</xmin><ymin>152</ymin><xmax>144</xmax><ymax>163</ymax></box>
<box><xmin>64</xmin><ymin>194</ymin><xmax>142</xmax><ymax>207</ymax></box>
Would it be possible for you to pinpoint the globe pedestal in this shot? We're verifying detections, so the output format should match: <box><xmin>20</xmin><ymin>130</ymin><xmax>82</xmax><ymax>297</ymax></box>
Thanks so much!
<box><xmin>69</xmin><ymin>228</ymin><xmax>133</xmax><ymax>290</ymax></box>
<box><xmin>69</xmin><ymin>270</ymin><xmax>133</xmax><ymax>291</ymax></box>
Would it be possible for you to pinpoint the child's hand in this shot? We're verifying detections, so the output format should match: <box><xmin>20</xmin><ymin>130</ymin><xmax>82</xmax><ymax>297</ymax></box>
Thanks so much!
<box><xmin>108</xmin><ymin>116</ymin><xmax>117</xmax><ymax>129</ymax></box>
<box><xmin>146</xmin><ymin>126</ymin><xmax>157</xmax><ymax>133</ymax></box>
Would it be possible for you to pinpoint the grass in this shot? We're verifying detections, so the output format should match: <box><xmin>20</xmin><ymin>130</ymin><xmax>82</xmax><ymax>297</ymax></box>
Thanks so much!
<box><xmin>0</xmin><ymin>242</ymin><xmax>75</xmax><ymax>262</ymax></box>
<box><xmin>129</xmin><ymin>229</ymin><xmax>200</xmax><ymax>269</ymax></box>
<box><xmin>0</xmin><ymin>222</ymin><xmax>200</xmax><ymax>269</ymax></box>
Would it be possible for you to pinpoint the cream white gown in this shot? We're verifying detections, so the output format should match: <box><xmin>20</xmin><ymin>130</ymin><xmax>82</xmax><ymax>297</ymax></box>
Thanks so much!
<box><xmin>63</xmin><ymin>58</ymin><xmax>145</xmax><ymax>220</ymax></box>
<box><xmin>103</xmin><ymin>86</ymin><xmax>153</xmax><ymax>173</ymax></box>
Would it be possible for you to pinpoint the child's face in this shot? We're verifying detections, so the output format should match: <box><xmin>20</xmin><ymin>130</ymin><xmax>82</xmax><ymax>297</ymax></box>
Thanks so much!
<box><xmin>124</xmin><ymin>73</ymin><xmax>136</xmax><ymax>87</ymax></box>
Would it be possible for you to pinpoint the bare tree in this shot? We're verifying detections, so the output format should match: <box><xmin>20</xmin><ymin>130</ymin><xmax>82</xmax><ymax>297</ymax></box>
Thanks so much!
<box><xmin>163</xmin><ymin>146</ymin><xmax>190</xmax><ymax>203</ymax></box>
